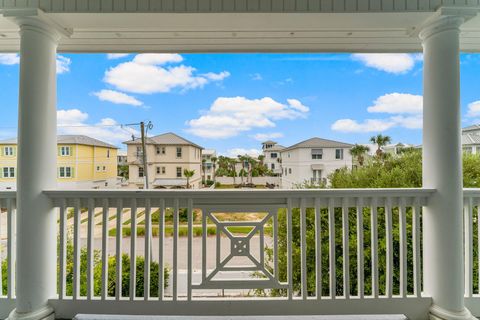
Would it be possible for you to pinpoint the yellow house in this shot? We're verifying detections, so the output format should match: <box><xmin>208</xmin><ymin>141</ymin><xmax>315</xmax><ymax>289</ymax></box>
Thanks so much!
<box><xmin>0</xmin><ymin>135</ymin><xmax>119</xmax><ymax>190</ymax></box>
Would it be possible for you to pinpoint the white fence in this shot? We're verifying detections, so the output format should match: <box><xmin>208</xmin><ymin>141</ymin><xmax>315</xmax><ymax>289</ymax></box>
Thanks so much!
<box><xmin>1</xmin><ymin>188</ymin><xmax>479</xmax><ymax>318</ymax></box>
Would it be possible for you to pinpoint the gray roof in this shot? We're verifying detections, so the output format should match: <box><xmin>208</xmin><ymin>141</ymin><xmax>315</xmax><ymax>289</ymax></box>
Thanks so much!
<box><xmin>266</xmin><ymin>144</ymin><xmax>286</xmax><ymax>152</ymax></box>
<box><xmin>283</xmin><ymin>137</ymin><xmax>354</xmax><ymax>151</ymax></box>
<box><xmin>0</xmin><ymin>135</ymin><xmax>117</xmax><ymax>149</ymax></box>
<box><xmin>262</xmin><ymin>140</ymin><xmax>277</xmax><ymax>145</ymax></box>
<box><xmin>463</xmin><ymin>124</ymin><xmax>480</xmax><ymax>132</ymax></box>
<box><xmin>462</xmin><ymin>134</ymin><xmax>480</xmax><ymax>145</ymax></box>
<box><xmin>124</xmin><ymin>132</ymin><xmax>203</xmax><ymax>149</ymax></box>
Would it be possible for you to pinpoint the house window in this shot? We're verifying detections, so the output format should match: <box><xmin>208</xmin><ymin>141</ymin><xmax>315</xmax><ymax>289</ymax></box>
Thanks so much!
<box><xmin>103</xmin><ymin>166</ymin><xmax>106</xmax><ymax>171</ymax></box>
<box><xmin>107</xmin><ymin>149</ymin><xmax>110</xmax><ymax>158</ymax></box>
<box><xmin>156</xmin><ymin>166</ymin><xmax>165</xmax><ymax>174</ymax></box>
<box><xmin>139</xmin><ymin>167</ymin><xmax>144</xmax><ymax>178</ymax></box>
<box><xmin>157</xmin><ymin>146</ymin><xmax>166</xmax><ymax>155</ymax></box>
<box><xmin>4</xmin><ymin>146</ymin><xmax>14</xmax><ymax>156</ymax></box>
<box><xmin>2</xmin><ymin>167</ymin><xmax>15</xmax><ymax>178</ymax></box>
<box><xmin>60</xmin><ymin>146</ymin><xmax>71</xmax><ymax>156</ymax></box>
<box><xmin>176</xmin><ymin>167</ymin><xmax>182</xmax><ymax>178</ymax></box>
<box><xmin>176</xmin><ymin>147</ymin><xmax>182</xmax><ymax>158</ymax></box>
<box><xmin>271</xmin><ymin>153</ymin><xmax>278</xmax><ymax>159</ymax></box>
<box><xmin>59</xmin><ymin>166</ymin><xmax>73</xmax><ymax>178</ymax></box>
<box><xmin>156</xmin><ymin>167</ymin><xmax>160</xmax><ymax>174</ymax></box>
<box><xmin>289</xmin><ymin>168</ymin><xmax>292</xmax><ymax>174</ymax></box>
<box><xmin>284</xmin><ymin>168</ymin><xmax>287</xmax><ymax>175</ymax></box>
<box><xmin>335</xmin><ymin>149</ymin><xmax>344</xmax><ymax>160</ymax></box>
<box><xmin>96</xmin><ymin>166</ymin><xmax>101</xmax><ymax>172</ymax></box>
<box><xmin>271</xmin><ymin>163</ymin><xmax>275</xmax><ymax>170</ymax></box>
<box><xmin>312</xmin><ymin>148</ymin><xmax>323</xmax><ymax>160</ymax></box>
<box><xmin>161</xmin><ymin>167</ymin><xmax>166</xmax><ymax>174</ymax></box>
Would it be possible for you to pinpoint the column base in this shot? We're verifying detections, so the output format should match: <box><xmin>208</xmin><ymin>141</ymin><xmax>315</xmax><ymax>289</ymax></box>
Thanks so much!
<box><xmin>7</xmin><ymin>305</ymin><xmax>54</xmax><ymax>320</ymax></box>
<box><xmin>430</xmin><ymin>304</ymin><xmax>476</xmax><ymax>320</ymax></box>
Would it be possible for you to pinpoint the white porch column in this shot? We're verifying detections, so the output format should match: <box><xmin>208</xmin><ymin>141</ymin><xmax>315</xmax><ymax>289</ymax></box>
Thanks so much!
<box><xmin>420</xmin><ymin>14</ymin><xmax>474</xmax><ymax>320</ymax></box>
<box><xmin>8</xmin><ymin>17</ymin><xmax>59</xmax><ymax>320</ymax></box>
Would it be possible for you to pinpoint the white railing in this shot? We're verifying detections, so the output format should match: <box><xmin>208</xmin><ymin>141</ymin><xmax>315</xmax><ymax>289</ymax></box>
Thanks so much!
<box><xmin>0</xmin><ymin>192</ymin><xmax>15</xmax><ymax>300</ymax></box>
<box><xmin>1</xmin><ymin>187</ymin><xmax>462</xmax><ymax>319</ymax></box>
<box><xmin>463</xmin><ymin>189</ymin><xmax>480</xmax><ymax>316</ymax></box>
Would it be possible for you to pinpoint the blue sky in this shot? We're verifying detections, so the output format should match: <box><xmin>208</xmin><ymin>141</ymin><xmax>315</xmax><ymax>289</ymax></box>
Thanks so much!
<box><xmin>0</xmin><ymin>52</ymin><xmax>479</xmax><ymax>156</ymax></box>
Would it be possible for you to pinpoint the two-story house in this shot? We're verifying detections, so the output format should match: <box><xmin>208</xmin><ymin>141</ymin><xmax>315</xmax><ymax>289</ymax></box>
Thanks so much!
<box><xmin>124</xmin><ymin>132</ymin><xmax>203</xmax><ymax>189</ymax></box>
<box><xmin>280</xmin><ymin>137</ymin><xmax>353</xmax><ymax>188</ymax></box>
<box><xmin>0</xmin><ymin>135</ymin><xmax>118</xmax><ymax>190</ymax></box>
<box><xmin>461</xmin><ymin>124</ymin><xmax>480</xmax><ymax>154</ymax></box>
<box><xmin>262</xmin><ymin>140</ymin><xmax>285</xmax><ymax>176</ymax></box>
<box><xmin>201</xmin><ymin>149</ymin><xmax>217</xmax><ymax>182</ymax></box>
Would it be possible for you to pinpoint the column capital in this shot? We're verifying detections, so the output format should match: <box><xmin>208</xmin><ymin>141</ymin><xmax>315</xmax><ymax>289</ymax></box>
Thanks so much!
<box><xmin>418</xmin><ymin>7</ymin><xmax>478</xmax><ymax>41</ymax></box>
<box><xmin>2</xmin><ymin>8</ymin><xmax>71</xmax><ymax>43</ymax></box>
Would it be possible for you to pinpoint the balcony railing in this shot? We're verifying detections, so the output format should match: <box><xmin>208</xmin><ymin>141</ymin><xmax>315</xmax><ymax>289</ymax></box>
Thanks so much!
<box><xmin>1</xmin><ymin>188</ymin><xmax>479</xmax><ymax>318</ymax></box>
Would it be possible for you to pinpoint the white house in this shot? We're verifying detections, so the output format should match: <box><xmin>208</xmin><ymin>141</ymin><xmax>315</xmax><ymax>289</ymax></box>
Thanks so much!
<box><xmin>261</xmin><ymin>140</ymin><xmax>284</xmax><ymax>176</ymax></box>
<box><xmin>281</xmin><ymin>137</ymin><xmax>353</xmax><ymax>188</ymax></box>
<box><xmin>462</xmin><ymin>124</ymin><xmax>480</xmax><ymax>154</ymax></box>
<box><xmin>201</xmin><ymin>149</ymin><xmax>217</xmax><ymax>181</ymax></box>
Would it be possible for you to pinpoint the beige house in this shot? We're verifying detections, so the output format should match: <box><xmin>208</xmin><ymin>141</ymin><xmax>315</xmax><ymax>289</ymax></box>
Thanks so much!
<box><xmin>124</xmin><ymin>132</ymin><xmax>203</xmax><ymax>189</ymax></box>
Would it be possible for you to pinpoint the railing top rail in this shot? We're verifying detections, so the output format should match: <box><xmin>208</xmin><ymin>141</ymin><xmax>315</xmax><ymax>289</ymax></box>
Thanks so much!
<box><xmin>43</xmin><ymin>188</ymin><xmax>435</xmax><ymax>199</ymax></box>
<box><xmin>0</xmin><ymin>191</ymin><xmax>16</xmax><ymax>198</ymax></box>
<box><xmin>463</xmin><ymin>188</ymin><xmax>480</xmax><ymax>196</ymax></box>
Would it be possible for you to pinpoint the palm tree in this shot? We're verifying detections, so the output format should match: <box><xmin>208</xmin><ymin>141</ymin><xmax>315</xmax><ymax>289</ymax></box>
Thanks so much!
<box><xmin>228</xmin><ymin>158</ymin><xmax>237</xmax><ymax>185</ymax></box>
<box><xmin>370</xmin><ymin>134</ymin><xmax>391</xmax><ymax>157</ymax></box>
<box><xmin>247</xmin><ymin>156</ymin><xmax>256</xmax><ymax>184</ymax></box>
<box><xmin>350</xmin><ymin>144</ymin><xmax>370</xmax><ymax>166</ymax></box>
<box><xmin>183</xmin><ymin>169</ymin><xmax>195</xmax><ymax>189</ymax></box>
<box><xmin>238</xmin><ymin>155</ymin><xmax>247</xmax><ymax>185</ymax></box>
<box><xmin>201</xmin><ymin>159</ymin><xmax>206</xmax><ymax>184</ymax></box>
<box><xmin>211</xmin><ymin>156</ymin><xmax>218</xmax><ymax>184</ymax></box>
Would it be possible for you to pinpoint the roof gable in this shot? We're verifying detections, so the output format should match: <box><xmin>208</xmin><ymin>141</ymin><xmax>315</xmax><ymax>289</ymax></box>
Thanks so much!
<box><xmin>283</xmin><ymin>137</ymin><xmax>353</xmax><ymax>151</ymax></box>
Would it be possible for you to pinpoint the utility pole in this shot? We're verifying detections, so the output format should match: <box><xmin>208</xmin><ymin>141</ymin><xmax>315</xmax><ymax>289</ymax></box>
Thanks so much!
<box><xmin>140</xmin><ymin>121</ymin><xmax>149</xmax><ymax>189</ymax></box>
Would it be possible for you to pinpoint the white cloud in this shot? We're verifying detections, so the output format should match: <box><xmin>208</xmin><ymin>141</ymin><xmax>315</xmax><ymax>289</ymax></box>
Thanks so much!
<box><xmin>251</xmin><ymin>73</ymin><xmax>263</xmax><ymax>81</ymax></box>
<box><xmin>202</xmin><ymin>71</ymin><xmax>231</xmax><ymax>81</ymax></box>
<box><xmin>0</xmin><ymin>53</ymin><xmax>70</xmax><ymax>74</ymax></box>
<box><xmin>104</xmin><ymin>54</ymin><xmax>229</xmax><ymax>94</ymax></box>
<box><xmin>390</xmin><ymin>115</ymin><xmax>423</xmax><ymax>129</ymax></box>
<box><xmin>467</xmin><ymin>101</ymin><xmax>480</xmax><ymax>118</ymax></box>
<box><xmin>331</xmin><ymin>92</ymin><xmax>423</xmax><ymax>133</ymax></box>
<box><xmin>186</xmin><ymin>97</ymin><xmax>309</xmax><ymax>139</ymax></box>
<box><xmin>225</xmin><ymin>148</ymin><xmax>262</xmax><ymax>158</ymax></box>
<box><xmin>57</xmin><ymin>109</ymin><xmax>88</xmax><ymax>125</ymax></box>
<box><xmin>56</xmin><ymin>55</ymin><xmax>71</xmax><ymax>74</ymax></box>
<box><xmin>107</xmin><ymin>53</ymin><xmax>130</xmax><ymax>60</ymax></box>
<box><xmin>57</xmin><ymin>109</ymin><xmax>138</xmax><ymax>146</ymax></box>
<box><xmin>331</xmin><ymin>118</ymin><xmax>396</xmax><ymax>133</ymax></box>
<box><xmin>93</xmin><ymin>89</ymin><xmax>143</xmax><ymax>107</ymax></box>
<box><xmin>367</xmin><ymin>93</ymin><xmax>423</xmax><ymax>114</ymax></box>
<box><xmin>0</xmin><ymin>53</ymin><xmax>19</xmax><ymax>65</ymax></box>
<box><xmin>252</xmin><ymin>132</ymin><xmax>284</xmax><ymax>141</ymax></box>
<box><xmin>351</xmin><ymin>53</ymin><xmax>420</xmax><ymax>74</ymax></box>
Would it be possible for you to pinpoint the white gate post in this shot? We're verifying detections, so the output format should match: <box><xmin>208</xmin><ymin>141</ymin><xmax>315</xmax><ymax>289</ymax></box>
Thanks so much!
<box><xmin>7</xmin><ymin>13</ymin><xmax>60</xmax><ymax>320</ymax></box>
<box><xmin>420</xmin><ymin>10</ymin><xmax>475</xmax><ymax>320</ymax></box>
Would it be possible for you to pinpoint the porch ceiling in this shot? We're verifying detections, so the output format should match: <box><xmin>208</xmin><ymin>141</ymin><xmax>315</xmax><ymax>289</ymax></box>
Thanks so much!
<box><xmin>0</xmin><ymin>9</ymin><xmax>479</xmax><ymax>53</ymax></box>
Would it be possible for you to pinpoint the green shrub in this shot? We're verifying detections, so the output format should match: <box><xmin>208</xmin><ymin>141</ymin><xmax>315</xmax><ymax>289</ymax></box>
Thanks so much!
<box><xmin>61</xmin><ymin>238</ymin><xmax>169</xmax><ymax>298</ymax></box>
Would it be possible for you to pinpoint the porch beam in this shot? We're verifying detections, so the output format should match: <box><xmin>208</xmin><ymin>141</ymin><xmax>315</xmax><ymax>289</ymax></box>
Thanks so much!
<box><xmin>420</xmin><ymin>10</ymin><xmax>476</xmax><ymax>320</ymax></box>
<box><xmin>6</xmin><ymin>13</ymin><xmax>60</xmax><ymax>320</ymax></box>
